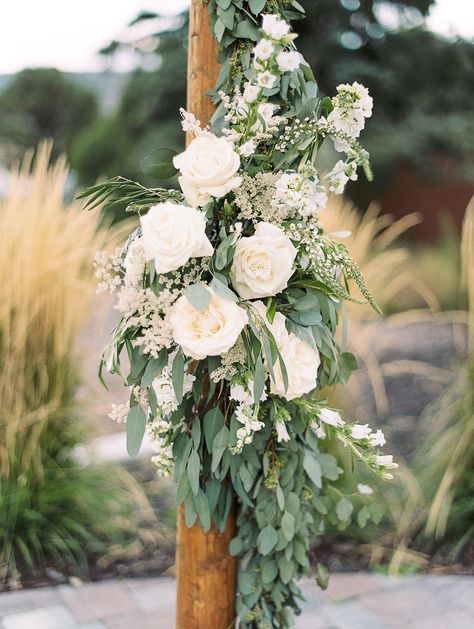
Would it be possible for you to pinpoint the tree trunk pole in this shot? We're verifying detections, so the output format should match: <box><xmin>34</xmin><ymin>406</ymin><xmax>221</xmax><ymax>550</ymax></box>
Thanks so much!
<box><xmin>176</xmin><ymin>3</ymin><xmax>237</xmax><ymax>628</ymax></box>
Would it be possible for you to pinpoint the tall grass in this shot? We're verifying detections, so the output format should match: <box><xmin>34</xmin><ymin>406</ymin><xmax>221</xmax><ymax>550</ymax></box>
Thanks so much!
<box><xmin>0</xmin><ymin>143</ymin><xmax>130</xmax><ymax>584</ymax></box>
<box><xmin>352</xmin><ymin>198</ymin><xmax>474</xmax><ymax>572</ymax></box>
<box><xmin>319</xmin><ymin>196</ymin><xmax>439</xmax><ymax>318</ymax></box>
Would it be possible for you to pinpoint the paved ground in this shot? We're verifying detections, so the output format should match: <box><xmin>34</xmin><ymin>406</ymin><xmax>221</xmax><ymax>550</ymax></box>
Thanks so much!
<box><xmin>0</xmin><ymin>574</ymin><xmax>472</xmax><ymax>629</ymax></box>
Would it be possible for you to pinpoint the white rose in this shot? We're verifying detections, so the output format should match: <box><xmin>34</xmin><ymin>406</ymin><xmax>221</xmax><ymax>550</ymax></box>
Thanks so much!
<box><xmin>252</xmin><ymin>301</ymin><xmax>289</xmax><ymax>346</ymax></box>
<box><xmin>252</xmin><ymin>301</ymin><xmax>320</xmax><ymax>401</ymax></box>
<box><xmin>253</xmin><ymin>39</ymin><xmax>274</xmax><ymax>60</ymax></box>
<box><xmin>140</xmin><ymin>202</ymin><xmax>213</xmax><ymax>274</ymax></box>
<box><xmin>173</xmin><ymin>134</ymin><xmax>241</xmax><ymax>207</ymax></box>
<box><xmin>271</xmin><ymin>332</ymin><xmax>320</xmax><ymax>400</ymax></box>
<box><xmin>231</xmin><ymin>222</ymin><xmax>296</xmax><ymax>299</ymax></box>
<box><xmin>319</xmin><ymin>408</ymin><xmax>345</xmax><ymax>427</ymax></box>
<box><xmin>276</xmin><ymin>51</ymin><xmax>301</xmax><ymax>72</ymax></box>
<box><xmin>169</xmin><ymin>288</ymin><xmax>247</xmax><ymax>360</ymax></box>
<box><xmin>261</xmin><ymin>14</ymin><xmax>290</xmax><ymax>40</ymax></box>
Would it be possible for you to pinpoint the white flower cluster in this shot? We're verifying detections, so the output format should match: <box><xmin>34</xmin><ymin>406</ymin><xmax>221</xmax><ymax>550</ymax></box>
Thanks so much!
<box><xmin>147</xmin><ymin>417</ymin><xmax>174</xmax><ymax>477</ymax></box>
<box><xmin>230</xmin><ymin>380</ymin><xmax>267</xmax><ymax>453</ymax></box>
<box><xmin>327</xmin><ymin>82</ymin><xmax>373</xmax><ymax>152</ymax></box>
<box><xmin>94</xmin><ymin>247</ymin><xmax>124</xmax><ymax>294</ymax></box>
<box><xmin>220</xmin><ymin>14</ymin><xmax>302</xmax><ymax>155</ymax></box>
<box><xmin>108</xmin><ymin>401</ymin><xmax>129</xmax><ymax>424</ymax></box>
<box><xmin>311</xmin><ymin>407</ymin><xmax>397</xmax><ymax>479</ymax></box>
<box><xmin>152</xmin><ymin>360</ymin><xmax>195</xmax><ymax>416</ymax></box>
<box><xmin>272</xmin><ymin>170</ymin><xmax>328</xmax><ymax>218</ymax></box>
<box><xmin>210</xmin><ymin>339</ymin><xmax>247</xmax><ymax>383</ymax></box>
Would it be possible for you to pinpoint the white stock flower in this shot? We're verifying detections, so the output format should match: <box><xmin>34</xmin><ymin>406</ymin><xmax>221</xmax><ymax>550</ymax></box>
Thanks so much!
<box><xmin>256</xmin><ymin>71</ymin><xmax>278</xmax><ymax>89</ymax></box>
<box><xmin>169</xmin><ymin>288</ymin><xmax>247</xmax><ymax>360</ymax></box>
<box><xmin>276</xmin><ymin>421</ymin><xmax>290</xmax><ymax>442</ymax></box>
<box><xmin>231</xmin><ymin>222</ymin><xmax>296</xmax><ymax>299</ymax></box>
<box><xmin>357</xmin><ymin>483</ymin><xmax>374</xmax><ymax>495</ymax></box>
<box><xmin>276</xmin><ymin>51</ymin><xmax>301</xmax><ymax>72</ymax></box>
<box><xmin>262</xmin><ymin>14</ymin><xmax>291</xmax><ymax>40</ymax></box>
<box><xmin>243</xmin><ymin>83</ymin><xmax>260</xmax><ymax>103</ymax></box>
<box><xmin>319</xmin><ymin>408</ymin><xmax>345</xmax><ymax>427</ymax></box>
<box><xmin>253</xmin><ymin>39</ymin><xmax>275</xmax><ymax>60</ymax></box>
<box><xmin>328</xmin><ymin>161</ymin><xmax>350</xmax><ymax>194</ymax></box>
<box><xmin>230</xmin><ymin>381</ymin><xmax>267</xmax><ymax>405</ymax></box>
<box><xmin>376</xmin><ymin>455</ymin><xmax>398</xmax><ymax>469</ymax></box>
<box><xmin>351</xmin><ymin>423</ymin><xmax>372</xmax><ymax>440</ymax></box>
<box><xmin>370</xmin><ymin>429</ymin><xmax>386</xmax><ymax>447</ymax></box>
<box><xmin>140</xmin><ymin>202</ymin><xmax>213</xmax><ymax>274</ymax></box>
<box><xmin>252</xmin><ymin>301</ymin><xmax>320</xmax><ymax>401</ymax></box>
<box><xmin>173</xmin><ymin>134</ymin><xmax>241</xmax><ymax>207</ymax></box>
<box><xmin>239</xmin><ymin>140</ymin><xmax>257</xmax><ymax>157</ymax></box>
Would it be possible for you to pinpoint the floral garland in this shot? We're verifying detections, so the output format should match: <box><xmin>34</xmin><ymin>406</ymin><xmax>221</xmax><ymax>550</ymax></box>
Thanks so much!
<box><xmin>82</xmin><ymin>2</ymin><xmax>397</xmax><ymax>627</ymax></box>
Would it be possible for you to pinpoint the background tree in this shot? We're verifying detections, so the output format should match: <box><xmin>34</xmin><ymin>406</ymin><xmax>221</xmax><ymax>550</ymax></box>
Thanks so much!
<box><xmin>72</xmin><ymin>0</ymin><xmax>474</xmax><ymax>215</ymax></box>
<box><xmin>0</xmin><ymin>68</ymin><xmax>98</xmax><ymax>159</ymax></box>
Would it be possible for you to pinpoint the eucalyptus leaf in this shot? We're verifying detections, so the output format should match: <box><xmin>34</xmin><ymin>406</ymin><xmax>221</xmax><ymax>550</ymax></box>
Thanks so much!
<box><xmin>140</xmin><ymin>147</ymin><xmax>178</xmax><ymax>179</ymax></box>
<box><xmin>126</xmin><ymin>405</ymin><xmax>146</xmax><ymax>457</ymax></box>
<box><xmin>185</xmin><ymin>284</ymin><xmax>212</xmax><ymax>311</ymax></box>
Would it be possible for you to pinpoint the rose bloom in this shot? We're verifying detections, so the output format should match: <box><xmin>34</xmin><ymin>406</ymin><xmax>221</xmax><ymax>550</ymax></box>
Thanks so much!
<box><xmin>140</xmin><ymin>202</ymin><xmax>213</xmax><ymax>274</ymax></box>
<box><xmin>252</xmin><ymin>301</ymin><xmax>320</xmax><ymax>401</ymax></box>
<box><xmin>276</xmin><ymin>51</ymin><xmax>301</xmax><ymax>72</ymax></box>
<box><xmin>169</xmin><ymin>288</ymin><xmax>247</xmax><ymax>360</ymax></box>
<box><xmin>231</xmin><ymin>222</ymin><xmax>296</xmax><ymax>299</ymax></box>
<box><xmin>173</xmin><ymin>134</ymin><xmax>241</xmax><ymax>207</ymax></box>
<box><xmin>261</xmin><ymin>14</ymin><xmax>290</xmax><ymax>40</ymax></box>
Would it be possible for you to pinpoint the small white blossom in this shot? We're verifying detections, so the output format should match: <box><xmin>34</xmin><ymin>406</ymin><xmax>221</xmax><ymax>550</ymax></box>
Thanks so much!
<box><xmin>261</xmin><ymin>14</ymin><xmax>291</xmax><ymax>40</ymax></box>
<box><xmin>376</xmin><ymin>455</ymin><xmax>398</xmax><ymax>469</ymax></box>
<box><xmin>256</xmin><ymin>71</ymin><xmax>278</xmax><ymax>89</ymax></box>
<box><xmin>275</xmin><ymin>421</ymin><xmax>290</xmax><ymax>443</ymax></box>
<box><xmin>108</xmin><ymin>402</ymin><xmax>129</xmax><ymax>424</ymax></box>
<box><xmin>370</xmin><ymin>429</ymin><xmax>386</xmax><ymax>447</ymax></box>
<box><xmin>243</xmin><ymin>82</ymin><xmax>260</xmax><ymax>103</ymax></box>
<box><xmin>351</xmin><ymin>424</ymin><xmax>372</xmax><ymax>440</ymax></box>
<box><xmin>319</xmin><ymin>408</ymin><xmax>345</xmax><ymax>427</ymax></box>
<box><xmin>239</xmin><ymin>139</ymin><xmax>257</xmax><ymax>157</ymax></box>
<box><xmin>253</xmin><ymin>39</ymin><xmax>275</xmax><ymax>60</ymax></box>
<box><xmin>276</xmin><ymin>51</ymin><xmax>301</xmax><ymax>72</ymax></box>
<box><xmin>357</xmin><ymin>483</ymin><xmax>374</xmax><ymax>495</ymax></box>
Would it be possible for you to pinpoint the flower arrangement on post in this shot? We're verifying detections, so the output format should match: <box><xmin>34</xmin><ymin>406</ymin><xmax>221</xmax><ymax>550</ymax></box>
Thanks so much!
<box><xmin>81</xmin><ymin>2</ymin><xmax>397</xmax><ymax>627</ymax></box>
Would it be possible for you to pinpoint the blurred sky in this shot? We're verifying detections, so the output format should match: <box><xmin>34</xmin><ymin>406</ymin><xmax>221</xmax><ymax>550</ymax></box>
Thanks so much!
<box><xmin>0</xmin><ymin>0</ymin><xmax>472</xmax><ymax>74</ymax></box>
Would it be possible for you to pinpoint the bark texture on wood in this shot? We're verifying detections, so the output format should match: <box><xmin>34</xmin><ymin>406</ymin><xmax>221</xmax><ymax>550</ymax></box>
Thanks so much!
<box><xmin>176</xmin><ymin>2</ymin><xmax>237</xmax><ymax>628</ymax></box>
<box><xmin>186</xmin><ymin>0</ymin><xmax>220</xmax><ymax>138</ymax></box>
<box><xmin>176</xmin><ymin>504</ymin><xmax>237</xmax><ymax>629</ymax></box>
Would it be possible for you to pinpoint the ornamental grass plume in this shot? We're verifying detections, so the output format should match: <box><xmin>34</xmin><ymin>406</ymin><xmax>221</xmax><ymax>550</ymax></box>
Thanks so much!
<box><xmin>0</xmin><ymin>142</ymin><xmax>139</xmax><ymax>582</ymax></box>
<box><xmin>319</xmin><ymin>196</ymin><xmax>439</xmax><ymax>319</ymax></box>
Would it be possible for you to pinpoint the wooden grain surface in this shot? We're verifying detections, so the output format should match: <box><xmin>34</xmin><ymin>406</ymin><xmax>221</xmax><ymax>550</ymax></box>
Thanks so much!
<box><xmin>176</xmin><ymin>2</ymin><xmax>237</xmax><ymax>628</ymax></box>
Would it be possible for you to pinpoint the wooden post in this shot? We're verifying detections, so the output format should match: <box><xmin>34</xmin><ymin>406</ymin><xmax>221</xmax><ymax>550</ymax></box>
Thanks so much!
<box><xmin>175</xmin><ymin>3</ymin><xmax>237</xmax><ymax>628</ymax></box>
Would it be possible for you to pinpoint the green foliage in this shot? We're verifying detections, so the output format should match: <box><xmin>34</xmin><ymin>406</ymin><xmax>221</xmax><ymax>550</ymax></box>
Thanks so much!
<box><xmin>0</xmin><ymin>68</ymin><xmax>98</xmax><ymax>158</ymax></box>
<box><xmin>70</xmin><ymin>115</ymin><xmax>131</xmax><ymax>184</ymax></box>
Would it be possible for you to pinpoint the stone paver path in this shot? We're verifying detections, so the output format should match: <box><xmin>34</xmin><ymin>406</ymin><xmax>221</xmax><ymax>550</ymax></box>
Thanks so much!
<box><xmin>0</xmin><ymin>574</ymin><xmax>473</xmax><ymax>628</ymax></box>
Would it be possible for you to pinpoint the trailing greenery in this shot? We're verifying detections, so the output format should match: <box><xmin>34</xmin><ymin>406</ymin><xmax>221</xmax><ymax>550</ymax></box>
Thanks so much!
<box><xmin>80</xmin><ymin>3</ymin><xmax>396</xmax><ymax>628</ymax></box>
